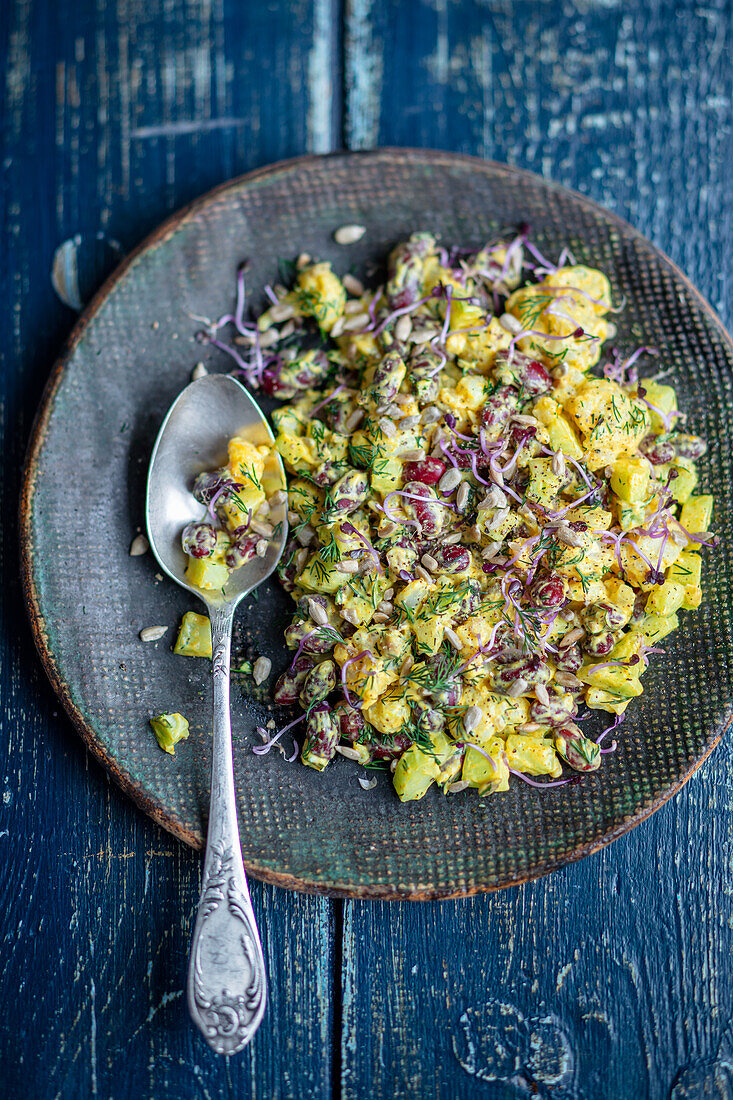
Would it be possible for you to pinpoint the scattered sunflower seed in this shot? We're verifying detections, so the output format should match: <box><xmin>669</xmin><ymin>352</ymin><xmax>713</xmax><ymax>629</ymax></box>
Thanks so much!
<box><xmin>343</xmin><ymin>273</ymin><xmax>365</xmax><ymax>296</ymax></box>
<box><xmin>342</xmin><ymin>312</ymin><xmax>370</xmax><ymax>332</ymax></box>
<box><xmin>372</xmin><ymin>611</ymin><xmax>389</xmax><ymax>623</ymax></box>
<box><xmin>255</xmin><ymin>541</ymin><xmax>268</xmax><ymax>557</ymax></box>
<box><xmin>414</xmin><ymin>565</ymin><xmax>433</xmax><ymax>584</ymax></box>
<box><xmin>296</xmin><ymin>252</ymin><xmax>311</xmax><ymax>269</ymax></box>
<box><xmin>421</xmin><ymin>553</ymin><xmax>439</xmax><ymax>572</ymax></box>
<box><xmin>336</xmin><ymin>559</ymin><xmax>360</xmax><ymax>574</ymax></box>
<box><xmin>346</xmin><ymin>409</ymin><xmax>364</xmax><ymax>431</ymax></box>
<box><xmin>358</xmin><ymin>776</ymin><xmax>378</xmax><ymax>790</ymax></box>
<box><xmin>443</xmin><ymin>531</ymin><xmax>463</xmax><ymax>545</ymax></box>
<box><xmin>447</xmin><ymin>780</ymin><xmax>470</xmax><ymax>795</ymax></box>
<box><xmin>399</xmin><ymin>448</ymin><xmax>426</xmax><ymax>461</ymax></box>
<box><xmin>444</xmin><ymin>627</ymin><xmax>464</xmax><ymax>651</ymax></box>
<box><xmin>534</xmin><ymin>683</ymin><xmax>551</xmax><ymax>707</ymax></box>
<box><xmin>308</xmin><ymin>599</ymin><xmax>329</xmax><ymax>626</ymax></box>
<box><xmin>336</xmin><ymin>745</ymin><xmax>364</xmax><ymax>761</ymax></box>
<box><xmin>507</xmin><ymin>678</ymin><xmax>529</xmax><ymax>698</ymax></box>
<box><xmin>498</xmin><ymin>312</ymin><xmax>523</xmax><ymax>334</ymax></box>
<box><xmin>559</xmin><ymin>627</ymin><xmax>585</xmax><ymax>649</ymax></box>
<box><xmin>140</xmin><ymin>625</ymin><xmax>168</xmax><ymax>643</ymax></box>
<box><xmin>551</xmin><ymin>450</ymin><xmax>567</xmax><ymax>477</ymax></box>
<box><xmin>130</xmin><ymin>534</ymin><xmax>149</xmax><ymax>556</ymax></box>
<box><xmin>556</xmin><ymin>525</ymin><xmax>583</xmax><ymax>548</ymax></box>
<box><xmin>334</xmin><ymin>224</ymin><xmax>366</xmax><ymax>245</ymax></box>
<box><xmin>395</xmin><ymin>315</ymin><xmax>412</xmax><ymax>342</ymax></box>
<box><xmin>378</xmin><ymin>418</ymin><xmax>397</xmax><ymax>439</ymax></box>
<box><xmin>421</xmin><ymin>407</ymin><xmax>442</xmax><ymax>424</ymax></box>
<box><xmin>191</xmin><ymin>362</ymin><xmax>208</xmax><ymax>381</ymax></box>
<box><xmin>253</xmin><ymin>656</ymin><xmax>272</xmax><ymax>685</ymax></box>
<box><xmin>555</xmin><ymin>671</ymin><xmax>583</xmax><ymax>688</ymax></box>
<box><xmin>269</xmin><ymin>301</ymin><xmax>295</xmax><ymax>323</ymax></box>
<box><xmin>438</xmin><ymin>468</ymin><xmax>462</xmax><ymax>493</ymax></box>
<box><xmin>455</xmin><ymin>482</ymin><xmax>471</xmax><ymax>512</ymax></box>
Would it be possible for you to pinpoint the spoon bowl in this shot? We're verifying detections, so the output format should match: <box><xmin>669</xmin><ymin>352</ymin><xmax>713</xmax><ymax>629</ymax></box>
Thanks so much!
<box><xmin>146</xmin><ymin>373</ymin><xmax>288</xmax><ymax>605</ymax></box>
<box><xmin>145</xmin><ymin>370</ymin><xmax>288</xmax><ymax>1055</ymax></box>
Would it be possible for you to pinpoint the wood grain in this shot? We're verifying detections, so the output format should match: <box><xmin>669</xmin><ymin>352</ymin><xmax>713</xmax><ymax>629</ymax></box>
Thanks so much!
<box><xmin>341</xmin><ymin>2</ymin><xmax>733</xmax><ymax>1098</ymax></box>
<box><xmin>2</xmin><ymin>0</ymin><xmax>732</xmax><ymax>1095</ymax></box>
<box><xmin>0</xmin><ymin>1</ymin><xmax>336</xmax><ymax>1096</ymax></box>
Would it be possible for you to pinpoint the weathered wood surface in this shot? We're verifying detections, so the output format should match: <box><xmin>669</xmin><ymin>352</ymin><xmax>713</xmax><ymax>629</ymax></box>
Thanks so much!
<box><xmin>1</xmin><ymin>0</ymin><xmax>731</xmax><ymax>1097</ymax></box>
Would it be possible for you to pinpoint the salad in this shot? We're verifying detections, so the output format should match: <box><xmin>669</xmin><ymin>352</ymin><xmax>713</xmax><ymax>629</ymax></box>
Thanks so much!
<box><xmin>191</xmin><ymin>230</ymin><xmax>715</xmax><ymax>801</ymax></box>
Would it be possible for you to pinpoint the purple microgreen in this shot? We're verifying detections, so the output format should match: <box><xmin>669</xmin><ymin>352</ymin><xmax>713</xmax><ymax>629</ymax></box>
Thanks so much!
<box><xmin>263</xmin><ymin>284</ymin><xmax>279</xmax><ymax>306</ymax></box>
<box><xmin>341</xmin><ymin>651</ymin><xmax>372</xmax><ymax>710</ymax></box>
<box><xmin>308</xmin><ymin>382</ymin><xmax>346</xmax><ymax>419</ymax></box>
<box><xmin>596</xmin><ymin>712</ymin><xmax>625</xmax><ymax>747</ymax></box>
<box><xmin>252</xmin><ymin>714</ymin><xmax>305</xmax><ymax>756</ymax></box>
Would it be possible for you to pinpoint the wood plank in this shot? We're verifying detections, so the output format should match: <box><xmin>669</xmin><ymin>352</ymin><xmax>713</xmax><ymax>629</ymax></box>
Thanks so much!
<box><xmin>341</xmin><ymin>2</ymin><xmax>733</xmax><ymax>1097</ymax></box>
<box><xmin>0</xmin><ymin>0</ymin><xmax>339</xmax><ymax>1095</ymax></box>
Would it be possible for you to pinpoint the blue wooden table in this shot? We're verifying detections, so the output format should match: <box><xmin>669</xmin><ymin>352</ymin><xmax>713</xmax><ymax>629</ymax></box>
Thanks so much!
<box><xmin>2</xmin><ymin>2</ymin><xmax>732</xmax><ymax>1097</ymax></box>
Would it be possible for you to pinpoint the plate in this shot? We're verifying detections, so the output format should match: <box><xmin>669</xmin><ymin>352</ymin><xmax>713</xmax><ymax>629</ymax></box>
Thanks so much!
<box><xmin>20</xmin><ymin>150</ymin><xmax>733</xmax><ymax>899</ymax></box>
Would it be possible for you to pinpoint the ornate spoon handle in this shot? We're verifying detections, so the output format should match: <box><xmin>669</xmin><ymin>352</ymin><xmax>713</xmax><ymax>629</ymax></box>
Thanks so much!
<box><xmin>186</xmin><ymin>603</ymin><xmax>267</xmax><ymax>1054</ymax></box>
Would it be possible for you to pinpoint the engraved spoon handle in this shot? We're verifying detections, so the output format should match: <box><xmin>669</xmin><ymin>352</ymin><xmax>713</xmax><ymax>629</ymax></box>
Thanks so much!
<box><xmin>186</xmin><ymin>603</ymin><xmax>267</xmax><ymax>1054</ymax></box>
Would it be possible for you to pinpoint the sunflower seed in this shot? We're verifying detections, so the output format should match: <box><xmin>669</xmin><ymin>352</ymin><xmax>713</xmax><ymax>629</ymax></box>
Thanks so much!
<box><xmin>421</xmin><ymin>553</ymin><xmax>438</xmax><ymax>572</ymax></box>
<box><xmin>559</xmin><ymin>628</ymin><xmax>584</xmax><ymax>650</ymax></box>
<box><xmin>414</xmin><ymin>565</ymin><xmax>433</xmax><ymax>584</ymax></box>
<box><xmin>489</xmin><ymin>464</ymin><xmax>505</xmax><ymax>487</ymax></box>
<box><xmin>344</xmin><ymin>299</ymin><xmax>366</xmax><ymax>315</ymax></box>
<box><xmin>343</xmin><ymin>273</ymin><xmax>365</xmax><ymax>296</ymax></box>
<box><xmin>447</xmin><ymin>780</ymin><xmax>470</xmax><ymax>795</ymax></box>
<box><xmin>379</xmin><ymin>417</ymin><xmax>397</xmax><ymax>438</ymax></box>
<box><xmin>463</xmin><ymin>705</ymin><xmax>482</xmax><ymax>733</ymax></box>
<box><xmin>372</xmin><ymin>611</ymin><xmax>389</xmax><ymax>623</ymax></box>
<box><xmin>139</xmin><ymin>625</ymin><xmax>168</xmax><ymax>643</ymax></box>
<box><xmin>191</xmin><ymin>362</ymin><xmax>208</xmax><ymax>381</ymax></box>
<box><xmin>129</xmin><ymin>534</ymin><xmax>149</xmax><ymax>556</ymax></box>
<box><xmin>518</xmin><ymin>722</ymin><xmax>543</xmax><ymax>733</ymax></box>
<box><xmin>443</xmin><ymin>531</ymin><xmax>463</xmax><ymax>545</ymax></box>
<box><xmin>342</xmin><ymin>312</ymin><xmax>370</xmax><ymax>332</ymax></box>
<box><xmin>512</xmin><ymin>414</ymin><xmax>539</xmax><ymax>428</ymax></box>
<box><xmin>534</xmin><ymin>683</ymin><xmax>551</xmax><ymax>706</ymax></box>
<box><xmin>341</xmin><ymin>607</ymin><xmax>360</xmax><ymax>626</ymax></box>
<box><xmin>255</xmin><ymin>541</ymin><xmax>268</xmax><ymax>557</ymax></box>
<box><xmin>400</xmin><ymin>448</ymin><xmax>426</xmax><ymax>461</ymax></box>
<box><xmin>253</xmin><ymin>656</ymin><xmax>272</xmax><ymax>685</ymax></box>
<box><xmin>258</xmin><ymin>328</ymin><xmax>279</xmax><ymax>348</ymax></box>
<box><xmin>499</xmin><ymin>312</ymin><xmax>523</xmax><ymax>334</ymax></box>
<box><xmin>484</xmin><ymin>485</ymin><xmax>508</xmax><ymax>508</ymax></box>
<box><xmin>456</xmin><ymin>483</ymin><xmax>470</xmax><ymax>513</ymax></box>
<box><xmin>269</xmin><ymin>301</ymin><xmax>295</xmax><ymax>323</ymax></box>
<box><xmin>411</xmin><ymin>326</ymin><xmax>436</xmax><ymax>345</ymax></box>
<box><xmin>336</xmin><ymin>559</ymin><xmax>360</xmax><ymax>573</ymax></box>
<box><xmin>336</xmin><ymin>745</ymin><xmax>364</xmax><ymax>761</ymax></box>
<box><xmin>334</xmin><ymin>224</ymin><xmax>366</xmax><ymax>245</ymax></box>
<box><xmin>250</xmin><ymin>519</ymin><xmax>273</xmax><ymax>538</ymax></box>
<box><xmin>556</xmin><ymin>525</ymin><xmax>583</xmax><ymax>548</ymax></box>
<box><xmin>555</xmin><ymin>671</ymin><xmax>583</xmax><ymax>688</ymax></box>
<box><xmin>507</xmin><ymin>677</ymin><xmax>529</xmax><ymax>698</ymax></box>
<box><xmin>444</xmin><ymin>627</ymin><xmax>464</xmax><ymax>651</ymax></box>
<box><xmin>400</xmin><ymin>654</ymin><xmax>414</xmax><ymax>676</ymax></box>
<box><xmin>550</xmin><ymin>450</ymin><xmax>566</xmax><ymax>478</ymax></box>
<box><xmin>400</xmin><ymin>415</ymin><xmax>421</xmax><ymax>430</ymax></box>
<box><xmin>295</xmin><ymin>548</ymin><xmax>309</xmax><ymax>572</ymax></box>
<box><xmin>439</xmin><ymin>468</ymin><xmax>462</xmax><ymax>493</ymax></box>
<box><xmin>421</xmin><ymin>407</ymin><xmax>442</xmax><ymax>424</ymax></box>
<box><xmin>296</xmin><ymin>252</ymin><xmax>311</xmax><ymax>269</ymax></box>
<box><xmin>308</xmin><ymin>599</ymin><xmax>329</xmax><ymax>626</ymax></box>
<box><xmin>395</xmin><ymin>315</ymin><xmax>412</xmax><ymax>342</ymax></box>
<box><xmin>329</xmin><ymin>317</ymin><xmax>346</xmax><ymax>338</ymax></box>
<box><xmin>481</xmin><ymin>541</ymin><xmax>503</xmax><ymax>560</ymax></box>
<box><xmin>377</xmin><ymin>601</ymin><xmax>393</xmax><ymax>614</ymax></box>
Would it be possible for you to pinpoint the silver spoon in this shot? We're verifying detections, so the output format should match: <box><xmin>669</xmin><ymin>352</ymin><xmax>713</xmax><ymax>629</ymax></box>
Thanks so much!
<box><xmin>146</xmin><ymin>373</ymin><xmax>288</xmax><ymax>1054</ymax></box>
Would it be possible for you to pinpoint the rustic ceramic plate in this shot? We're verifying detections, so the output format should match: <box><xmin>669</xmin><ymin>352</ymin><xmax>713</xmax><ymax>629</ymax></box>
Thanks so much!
<box><xmin>20</xmin><ymin>150</ymin><xmax>733</xmax><ymax>899</ymax></box>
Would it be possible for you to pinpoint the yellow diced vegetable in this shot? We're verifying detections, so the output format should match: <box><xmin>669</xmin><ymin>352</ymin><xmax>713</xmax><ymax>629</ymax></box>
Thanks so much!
<box><xmin>173</xmin><ymin>612</ymin><xmax>213</xmax><ymax>658</ymax></box>
<box><xmin>185</xmin><ymin>558</ymin><xmax>229</xmax><ymax>592</ymax></box>
<box><xmin>150</xmin><ymin>713</ymin><xmax>190</xmax><ymax>755</ymax></box>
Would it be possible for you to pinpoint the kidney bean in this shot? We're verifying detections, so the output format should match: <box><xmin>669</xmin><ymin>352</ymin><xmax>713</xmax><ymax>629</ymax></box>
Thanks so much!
<box><xmin>403</xmin><ymin>457</ymin><xmax>446</xmax><ymax>485</ymax></box>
